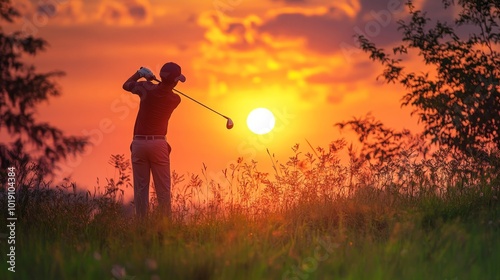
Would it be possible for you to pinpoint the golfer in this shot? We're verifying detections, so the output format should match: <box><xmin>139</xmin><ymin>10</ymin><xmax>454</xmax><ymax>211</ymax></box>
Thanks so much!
<box><xmin>122</xmin><ymin>62</ymin><xmax>186</xmax><ymax>218</ymax></box>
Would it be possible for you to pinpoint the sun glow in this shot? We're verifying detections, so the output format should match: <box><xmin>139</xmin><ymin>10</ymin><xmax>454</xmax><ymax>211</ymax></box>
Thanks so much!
<box><xmin>246</xmin><ymin>108</ymin><xmax>275</xmax><ymax>135</ymax></box>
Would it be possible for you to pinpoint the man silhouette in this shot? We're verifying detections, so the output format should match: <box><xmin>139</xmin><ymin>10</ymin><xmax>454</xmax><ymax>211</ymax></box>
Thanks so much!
<box><xmin>122</xmin><ymin>62</ymin><xmax>186</xmax><ymax>218</ymax></box>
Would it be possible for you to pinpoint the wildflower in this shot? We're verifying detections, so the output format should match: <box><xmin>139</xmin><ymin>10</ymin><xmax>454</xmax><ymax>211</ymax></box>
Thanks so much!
<box><xmin>111</xmin><ymin>264</ymin><xmax>127</xmax><ymax>279</ymax></box>
<box><xmin>93</xmin><ymin>251</ymin><xmax>101</xmax><ymax>261</ymax></box>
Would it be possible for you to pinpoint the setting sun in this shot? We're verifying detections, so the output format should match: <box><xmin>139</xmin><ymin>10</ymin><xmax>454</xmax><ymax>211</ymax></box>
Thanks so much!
<box><xmin>246</xmin><ymin>108</ymin><xmax>276</xmax><ymax>135</ymax></box>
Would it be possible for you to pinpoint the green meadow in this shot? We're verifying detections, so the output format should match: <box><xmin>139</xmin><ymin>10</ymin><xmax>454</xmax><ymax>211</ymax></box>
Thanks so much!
<box><xmin>2</xmin><ymin>143</ymin><xmax>499</xmax><ymax>280</ymax></box>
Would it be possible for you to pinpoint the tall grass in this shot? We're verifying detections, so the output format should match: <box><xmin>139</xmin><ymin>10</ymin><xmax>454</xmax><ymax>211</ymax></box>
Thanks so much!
<box><xmin>1</xmin><ymin>139</ymin><xmax>499</xmax><ymax>279</ymax></box>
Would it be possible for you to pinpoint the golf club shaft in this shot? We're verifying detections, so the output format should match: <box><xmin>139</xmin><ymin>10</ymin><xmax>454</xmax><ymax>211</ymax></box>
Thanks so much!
<box><xmin>153</xmin><ymin>78</ymin><xmax>229</xmax><ymax>120</ymax></box>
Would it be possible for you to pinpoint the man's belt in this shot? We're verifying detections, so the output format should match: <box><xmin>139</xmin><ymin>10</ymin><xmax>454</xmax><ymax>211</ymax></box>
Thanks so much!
<box><xmin>134</xmin><ymin>135</ymin><xmax>165</xmax><ymax>140</ymax></box>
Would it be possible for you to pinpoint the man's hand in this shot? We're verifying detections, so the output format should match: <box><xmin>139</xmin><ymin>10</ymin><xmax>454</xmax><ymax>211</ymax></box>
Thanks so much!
<box><xmin>137</xmin><ymin>67</ymin><xmax>155</xmax><ymax>81</ymax></box>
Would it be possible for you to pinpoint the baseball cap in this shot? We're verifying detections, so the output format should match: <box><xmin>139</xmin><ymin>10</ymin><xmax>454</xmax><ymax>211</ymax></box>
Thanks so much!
<box><xmin>160</xmin><ymin>62</ymin><xmax>186</xmax><ymax>83</ymax></box>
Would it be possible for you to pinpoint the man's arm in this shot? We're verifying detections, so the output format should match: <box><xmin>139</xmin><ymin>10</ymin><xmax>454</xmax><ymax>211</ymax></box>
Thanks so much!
<box><xmin>122</xmin><ymin>71</ymin><xmax>142</xmax><ymax>93</ymax></box>
<box><xmin>123</xmin><ymin>67</ymin><xmax>156</xmax><ymax>95</ymax></box>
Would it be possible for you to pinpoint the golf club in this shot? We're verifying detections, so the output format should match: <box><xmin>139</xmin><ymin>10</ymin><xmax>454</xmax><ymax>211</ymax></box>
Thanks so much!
<box><xmin>153</xmin><ymin>78</ymin><xmax>234</xmax><ymax>129</ymax></box>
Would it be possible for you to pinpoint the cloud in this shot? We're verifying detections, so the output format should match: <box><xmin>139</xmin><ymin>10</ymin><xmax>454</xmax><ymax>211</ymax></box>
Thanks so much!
<box><xmin>306</xmin><ymin>60</ymin><xmax>376</xmax><ymax>84</ymax></box>
<box><xmin>11</xmin><ymin>0</ymin><xmax>156</xmax><ymax>26</ymax></box>
<box><xmin>47</xmin><ymin>0</ymin><xmax>87</xmax><ymax>25</ymax></box>
<box><xmin>128</xmin><ymin>3</ymin><xmax>147</xmax><ymax>21</ymax></box>
<box><xmin>195</xmin><ymin>5</ymin><xmax>366</xmax><ymax>71</ymax></box>
<box><xmin>259</xmin><ymin>2</ymin><xmax>409</xmax><ymax>57</ymax></box>
<box><xmin>8</xmin><ymin>0</ymin><xmax>87</xmax><ymax>33</ymax></box>
<box><xmin>271</xmin><ymin>0</ymin><xmax>308</xmax><ymax>3</ymax></box>
<box><xmin>37</xmin><ymin>3</ymin><xmax>57</xmax><ymax>17</ymax></box>
<box><xmin>96</xmin><ymin>0</ymin><xmax>153</xmax><ymax>26</ymax></box>
<box><xmin>257</xmin><ymin>1</ymin><xmax>457</xmax><ymax>66</ymax></box>
<box><xmin>197</xmin><ymin>12</ymin><xmax>267</xmax><ymax>53</ymax></box>
<box><xmin>194</xmin><ymin>9</ymin><xmax>357</xmax><ymax>104</ymax></box>
<box><xmin>265</xmin><ymin>3</ymin><xmax>361</xmax><ymax>19</ymax></box>
<box><xmin>258</xmin><ymin>12</ymin><xmax>345</xmax><ymax>54</ymax></box>
<box><xmin>281</xmin><ymin>0</ymin><xmax>307</xmax><ymax>2</ymax></box>
<box><xmin>189</xmin><ymin>1</ymin><xmax>458</xmax><ymax>105</ymax></box>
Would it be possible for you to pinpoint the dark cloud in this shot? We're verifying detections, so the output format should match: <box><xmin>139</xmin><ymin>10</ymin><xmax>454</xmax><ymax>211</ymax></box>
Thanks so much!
<box><xmin>104</xmin><ymin>6</ymin><xmax>122</xmax><ymax>21</ymax></box>
<box><xmin>306</xmin><ymin>60</ymin><xmax>380</xmax><ymax>104</ymax></box>
<box><xmin>257</xmin><ymin>5</ymin><xmax>403</xmax><ymax>56</ymax></box>
<box><xmin>98</xmin><ymin>0</ymin><xmax>151</xmax><ymax>25</ymax></box>
<box><xmin>258</xmin><ymin>12</ymin><xmax>348</xmax><ymax>54</ymax></box>
<box><xmin>37</xmin><ymin>3</ymin><xmax>57</xmax><ymax>17</ymax></box>
<box><xmin>226</xmin><ymin>24</ymin><xmax>245</xmax><ymax>46</ymax></box>
<box><xmin>128</xmin><ymin>4</ymin><xmax>147</xmax><ymax>20</ymax></box>
<box><xmin>257</xmin><ymin>1</ymin><xmax>459</xmax><ymax>58</ymax></box>
<box><xmin>307</xmin><ymin>61</ymin><xmax>376</xmax><ymax>84</ymax></box>
<box><xmin>356</xmin><ymin>0</ymin><xmax>406</xmax><ymax>19</ymax></box>
<box><xmin>197</xmin><ymin>12</ymin><xmax>266</xmax><ymax>51</ymax></box>
<box><xmin>420</xmin><ymin>1</ymin><xmax>455</xmax><ymax>23</ymax></box>
<box><xmin>227</xmin><ymin>22</ymin><xmax>245</xmax><ymax>33</ymax></box>
<box><xmin>271</xmin><ymin>0</ymin><xmax>308</xmax><ymax>3</ymax></box>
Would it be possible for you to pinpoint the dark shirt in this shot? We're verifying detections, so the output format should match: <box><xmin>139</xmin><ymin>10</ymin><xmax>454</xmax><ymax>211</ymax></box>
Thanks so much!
<box><xmin>128</xmin><ymin>81</ymin><xmax>181</xmax><ymax>136</ymax></box>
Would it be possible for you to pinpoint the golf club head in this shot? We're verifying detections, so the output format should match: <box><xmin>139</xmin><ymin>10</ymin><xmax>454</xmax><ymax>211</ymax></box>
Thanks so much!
<box><xmin>226</xmin><ymin>118</ymin><xmax>234</xmax><ymax>129</ymax></box>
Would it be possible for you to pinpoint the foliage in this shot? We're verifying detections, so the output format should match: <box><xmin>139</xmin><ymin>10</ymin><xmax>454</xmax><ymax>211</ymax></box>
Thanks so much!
<box><xmin>336</xmin><ymin>113</ymin><xmax>500</xmax><ymax>179</ymax></box>
<box><xmin>353</xmin><ymin>0</ymin><xmax>499</xmax><ymax>162</ymax></box>
<box><xmin>0</xmin><ymin>0</ymin><xmax>88</xmax><ymax>184</ymax></box>
<box><xmin>0</xmin><ymin>143</ymin><xmax>499</xmax><ymax>279</ymax></box>
<box><xmin>167</xmin><ymin>139</ymin><xmax>498</xmax><ymax>220</ymax></box>
<box><xmin>336</xmin><ymin>113</ymin><xmax>429</xmax><ymax>163</ymax></box>
<box><xmin>102</xmin><ymin>154</ymin><xmax>132</xmax><ymax>202</ymax></box>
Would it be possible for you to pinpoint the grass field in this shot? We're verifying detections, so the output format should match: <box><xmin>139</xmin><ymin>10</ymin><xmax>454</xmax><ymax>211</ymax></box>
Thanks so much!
<box><xmin>1</xmin><ymin>143</ymin><xmax>499</xmax><ymax>280</ymax></box>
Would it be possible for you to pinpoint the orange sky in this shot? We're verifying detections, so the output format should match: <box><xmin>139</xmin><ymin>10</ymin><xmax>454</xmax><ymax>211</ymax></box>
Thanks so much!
<box><xmin>5</xmin><ymin>0</ymin><xmax>453</xmax><ymax>199</ymax></box>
